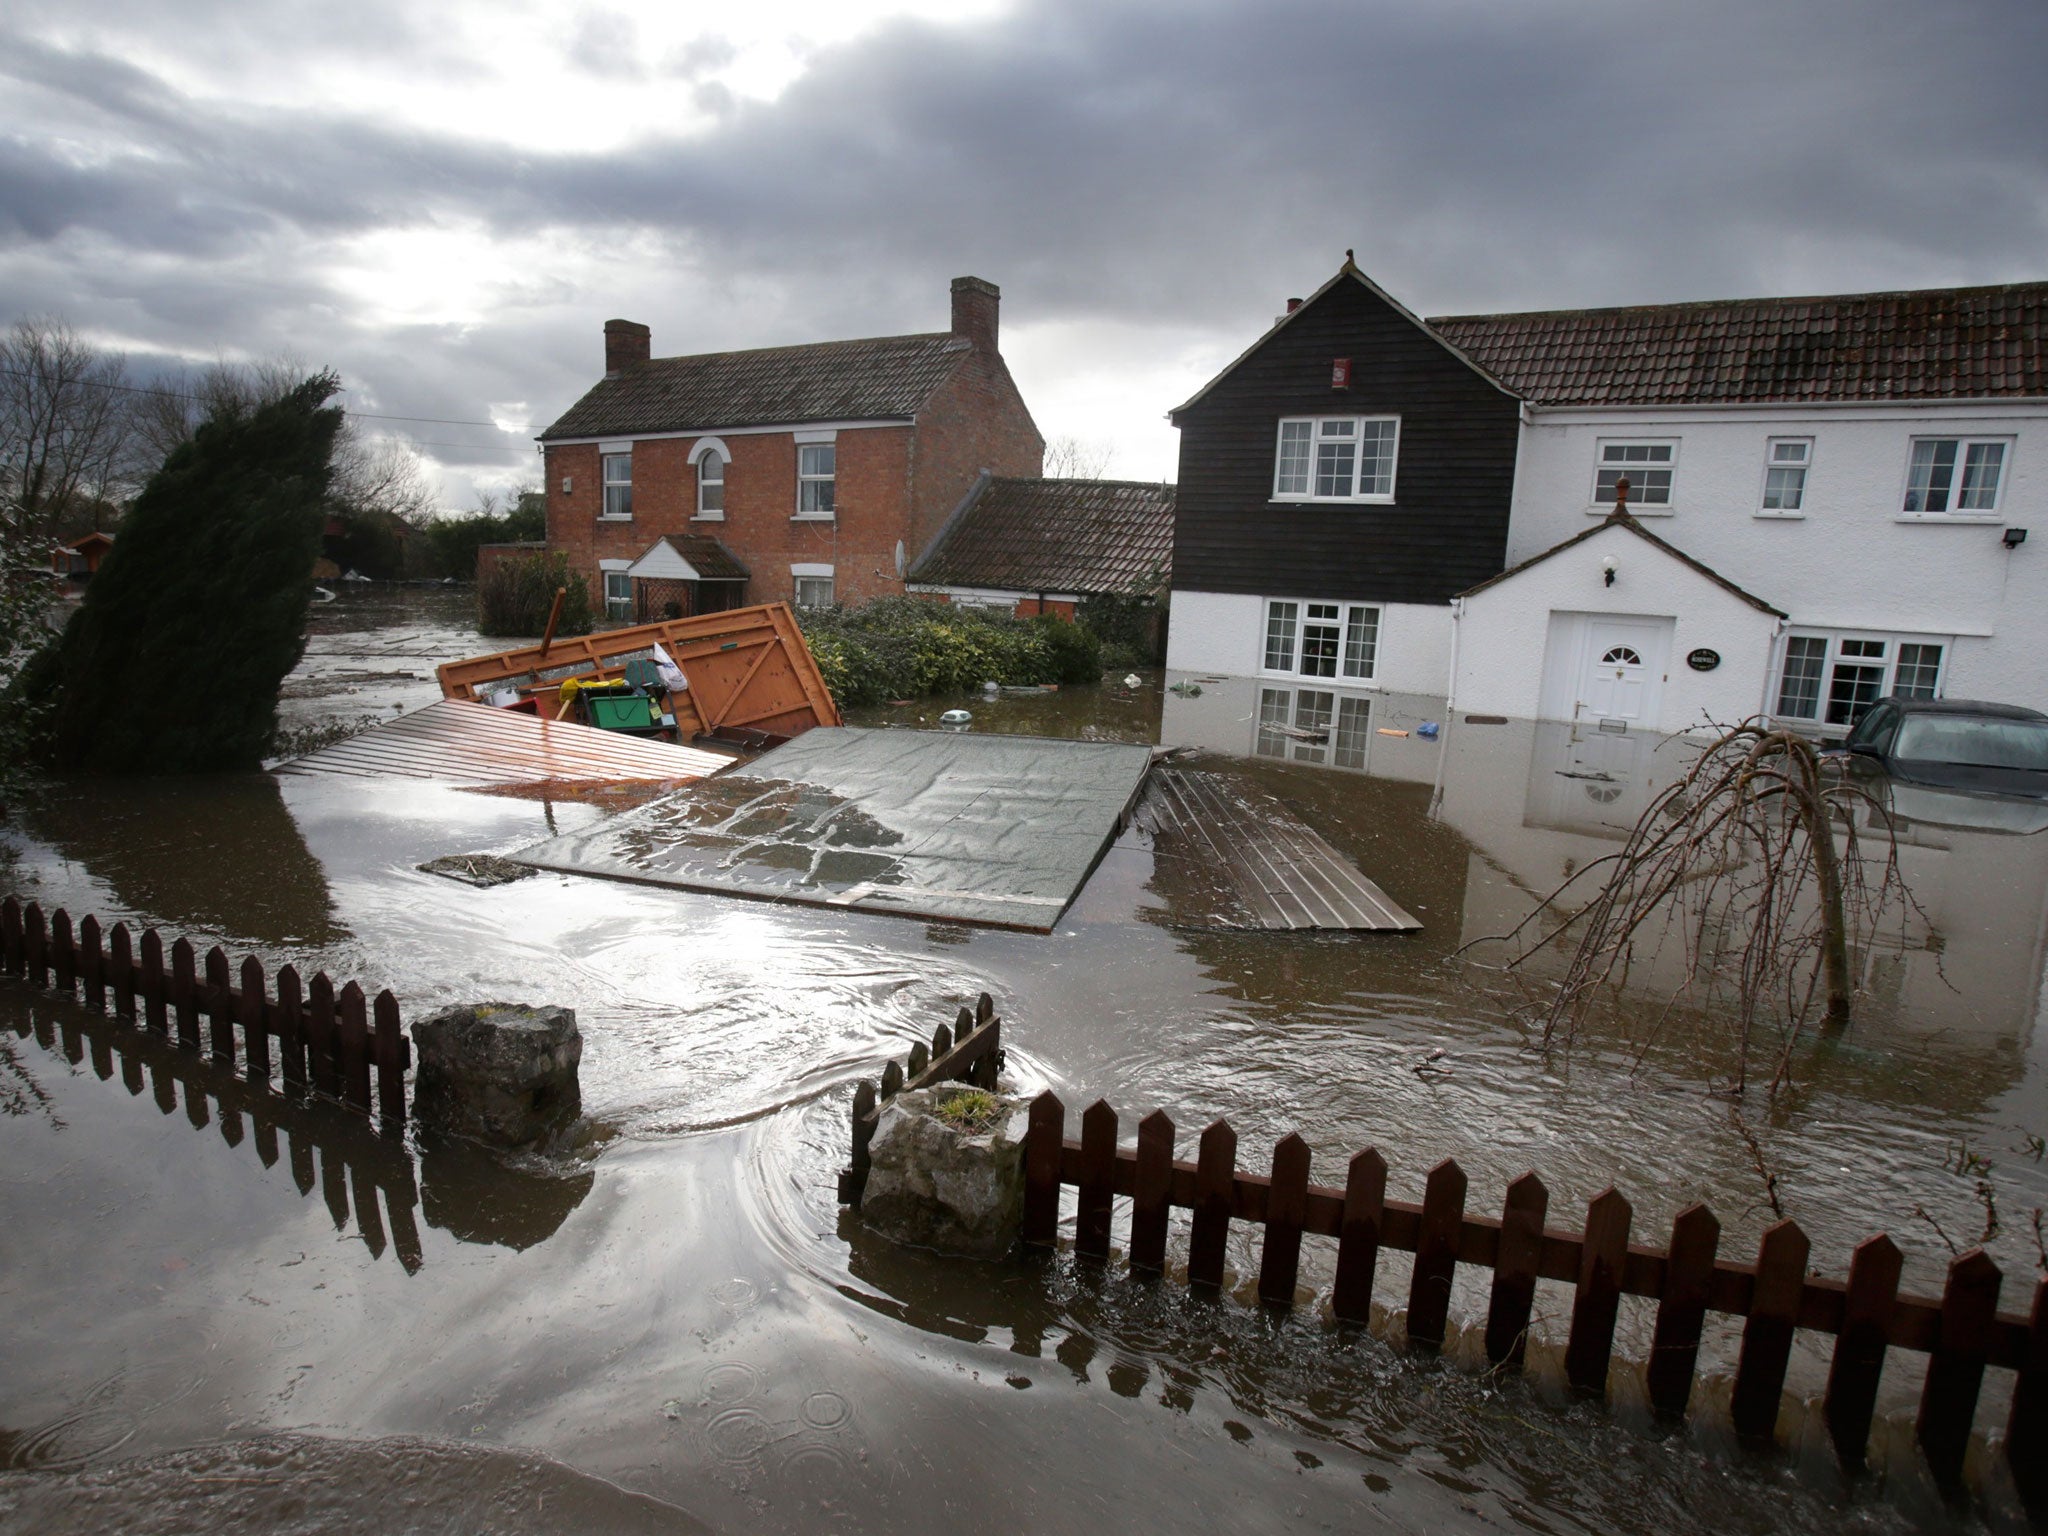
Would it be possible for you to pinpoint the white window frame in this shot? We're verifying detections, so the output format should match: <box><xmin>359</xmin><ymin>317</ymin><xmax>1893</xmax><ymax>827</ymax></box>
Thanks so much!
<box><xmin>1773</xmin><ymin>630</ymin><xmax>1948</xmax><ymax>731</ymax></box>
<box><xmin>791</xmin><ymin>563</ymin><xmax>834</xmax><ymax>609</ymax></box>
<box><xmin>1591</xmin><ymin>439</ymin><xmax>1678</xmax><ymax>514</ymax></box>
<box><xmin>1270</xmin><ymin>416</ymin><xmax>1400</xmax><ymax>503</ymax></box>
<box><xmin>795</xmin><ymin>432</ymin><xmax>836</xmax><ymax>520</ymax></box>
<box><xmin>600</xmin><ymin>450</ymin><xmax>633</xmax><ymax>521</ymax></box>
<box><xmin>689</xmin><ymin>436</ymin><xmax>730</xmax><ymax>522</ymax></box>
<box><xmin>1254</xmin><ymin>688</ymin><xmax>1375</xmax><ymax>769</ymax></box>
<box><xmin>1260</xmin><ymin>598</ymin><xmax>1381</xmax><ymax>683</ymax></box>
<box><xmin>1898</xmin><ymin>436</ymin><xmax>2011</xmax><ymax>520</ymax></box>
<box><xmin>599</xmin><ymin>559</ymin><xmax>632</xmax><ymax>621</ymax></box>
<box><xmin>1757</xmin><ymin>437</ymin><xmax>1812</xmax><ymax>518</ymax></box>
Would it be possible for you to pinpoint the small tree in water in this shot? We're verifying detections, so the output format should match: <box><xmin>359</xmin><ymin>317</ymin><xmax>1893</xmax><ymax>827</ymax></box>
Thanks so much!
<box><xmin>17</xmin><ymin>373</ymin><xmax>344</xmax><ymax>774</ymax></box>
<box><xmin>1492</xmin><ymin>722</ymin><xmax>1907</xmax><ymax>1096</ymax></box>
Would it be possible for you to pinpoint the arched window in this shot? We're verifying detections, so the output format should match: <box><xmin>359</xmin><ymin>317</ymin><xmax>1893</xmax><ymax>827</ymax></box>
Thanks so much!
<box><xmin>697</xmin><ymin>449</ymin><xmax>725</xmax><ymax>518</ymax></box>
<box><xmin>1601</xmin><ymin>645</ymin><xmax>1643</xmax><ymax>666</ymax></box>
<box><xmin>689</xmin><ymin>437</ymin><xmax>730</xmax><ymax>520</ymax></box>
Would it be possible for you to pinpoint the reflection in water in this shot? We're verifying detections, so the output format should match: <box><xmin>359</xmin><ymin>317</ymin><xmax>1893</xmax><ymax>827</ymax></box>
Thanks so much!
<box><xmin>23</xmin><ymin>774</ymin><xmax>344</xmax><ymax>949</ymax></box>
<box><xmin>7</xmin><ymin>994</ymin><xmax>592</xmax><ymax>1266</ymax></box>
<box><xmin>6</xmin><ymin>586</ymin><xmax>2048</xmax><ymax>1531</ymax></box>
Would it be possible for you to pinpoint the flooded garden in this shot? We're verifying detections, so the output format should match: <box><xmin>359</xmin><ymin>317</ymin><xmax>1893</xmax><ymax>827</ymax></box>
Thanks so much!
<box><xmin>4</xmin><ymin>585</ymin><xmax>2046</xmax><ymax>1533</ymax></box>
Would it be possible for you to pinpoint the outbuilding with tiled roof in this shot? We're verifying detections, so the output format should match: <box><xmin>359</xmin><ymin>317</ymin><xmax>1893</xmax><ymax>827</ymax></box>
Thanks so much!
<box><xmin>908</xmin><ymin>474</ymin><xmax>1174</xmax><ymax>618</ymax></box>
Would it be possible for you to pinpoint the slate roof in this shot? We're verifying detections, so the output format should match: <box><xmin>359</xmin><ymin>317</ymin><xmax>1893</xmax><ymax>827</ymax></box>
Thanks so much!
<box><xmin>1458</xmin><ymin>508</ymin><xmax>1786</xmax><ymax>617</ymax></box>
<box><xmin>539</xmin><ymin>333</ymin><xmax>974</xmax><ymax>440</ymax></box>
<box><xmin>910</xmin><ymin>476</ymin><xmax>1175</xmax><ymax>595</ymax></box>
<box><xmin>1427</xmin><ymin>282</ymin><xmax>2048</xmax><ymax>406</ymax></box>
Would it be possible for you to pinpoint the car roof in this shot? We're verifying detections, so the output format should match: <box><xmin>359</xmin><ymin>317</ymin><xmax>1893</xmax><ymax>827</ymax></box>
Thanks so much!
<box><xmin>1880</xmin><ymin>696</ymin><xmax>2048</xmax><ymax>722</ymax></box>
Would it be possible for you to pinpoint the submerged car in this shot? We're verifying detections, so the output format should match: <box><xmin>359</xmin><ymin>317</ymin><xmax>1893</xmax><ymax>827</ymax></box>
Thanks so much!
<box><xmin>1841</xmin><ymin>697</ymin><xmax>2048</xmax><ymax>798</ymax></box>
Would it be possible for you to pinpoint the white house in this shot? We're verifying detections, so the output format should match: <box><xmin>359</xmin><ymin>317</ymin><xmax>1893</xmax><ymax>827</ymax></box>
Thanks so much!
<box><xmin>1167</xmin><ymin>270</ymin><xmax>2046</xmax><ymax>737</ymax></box>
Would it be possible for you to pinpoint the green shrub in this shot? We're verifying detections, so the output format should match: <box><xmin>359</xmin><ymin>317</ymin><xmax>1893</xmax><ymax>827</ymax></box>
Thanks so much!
<box><xmin>476</xmin><ymin>552</ymin><xmax>594</xmax><ymax>638</ymax></box>
<box><xmin>418</xmin><ymin>492</ymin><xmax>546</xmax><ymax>579</ymax></box>
<box><xmin>1078</xmin><ymin>570</ymin><xmax>1167</xmax><ymax>666</ymax></box>
<box><xmin>1031</xmin><ymin>613</ymin><xmax>1102</xmax><ymax>684</ymax></box>
<box><xmin>797</xmin><ymin>597</ymin><xmax>1102</xmax><ymax>707</ymax></box>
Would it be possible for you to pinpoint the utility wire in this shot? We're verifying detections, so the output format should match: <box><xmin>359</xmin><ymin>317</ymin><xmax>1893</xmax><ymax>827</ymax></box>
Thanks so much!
<box><xmin>0</xmin><ymin>363</ymin><xmax>531</xmax><ymax>434</ymax></box>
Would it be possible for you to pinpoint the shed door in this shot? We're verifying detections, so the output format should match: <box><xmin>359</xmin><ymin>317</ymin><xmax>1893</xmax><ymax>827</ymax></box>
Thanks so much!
<box><xmin>1579</xmin><ymin>619</ymin><xmax>1668</xmax><ymax>723</ymax></box>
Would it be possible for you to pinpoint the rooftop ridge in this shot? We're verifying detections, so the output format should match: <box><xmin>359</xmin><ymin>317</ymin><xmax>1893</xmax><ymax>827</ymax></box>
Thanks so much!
<box><xmin>1427</xmin><ymin>278</ymin><xmax>2048</xmax><ymax>328</ymax></box>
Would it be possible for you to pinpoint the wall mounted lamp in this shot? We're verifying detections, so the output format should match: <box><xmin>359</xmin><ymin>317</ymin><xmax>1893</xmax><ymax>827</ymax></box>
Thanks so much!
<box><xmin>1600</xmin><ymin>555</ymin><xmax>1617</xmax><ymax>587</ymax></box>
<box><xmin>2004</xmin><ymin>527</ymin><xmax>2028</xmax><ymax>549</ymax></box>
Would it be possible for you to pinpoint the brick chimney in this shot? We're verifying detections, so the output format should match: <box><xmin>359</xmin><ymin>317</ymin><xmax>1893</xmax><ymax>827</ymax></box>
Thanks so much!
<box><xmin>950</xmin><ymin>276</ymin><xmax>1001</xmax><ymax>354</ymax></box>
<box><xmin>604</xmin><ymin>319</ymin><xmax>651</xmax><ymax>377</ymax></box>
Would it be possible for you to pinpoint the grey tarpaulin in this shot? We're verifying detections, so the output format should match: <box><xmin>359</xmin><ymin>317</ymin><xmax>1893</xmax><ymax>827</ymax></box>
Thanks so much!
<box><xmin>510</xmin><ymin>727</ymin><xmax>1156</xmax><ymax>932</ymax></box>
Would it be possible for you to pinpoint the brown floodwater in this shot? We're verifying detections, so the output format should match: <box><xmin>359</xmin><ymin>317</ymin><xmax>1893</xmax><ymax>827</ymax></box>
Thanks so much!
<box><xmin>3</xmin><ymin>586</ymin><xmax>2046</xmax><ymax>1533</ymax></box>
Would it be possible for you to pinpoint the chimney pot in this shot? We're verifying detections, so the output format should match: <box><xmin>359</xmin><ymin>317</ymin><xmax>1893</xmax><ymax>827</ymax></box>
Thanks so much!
<box><xmin>1286</xmin><ymin>298</ymin><xmax>1303</xmax><ymax>313</ymax></box>
<box><xmin>951</xmin><ymin>276</ymin><xmax>1001</xmax><ymax>354</ymax></box>
<box><xmin>604</xmin><ymin>319</ymin><xmax>651</xmax><ymax>377</ymax></box>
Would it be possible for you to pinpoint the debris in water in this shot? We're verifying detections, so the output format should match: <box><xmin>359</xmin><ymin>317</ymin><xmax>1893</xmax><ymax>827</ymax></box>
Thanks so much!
<box><xmin>1169</xmin><ymin>681</ymin><xmax>1203</xmax><ymax>697</ymax></box>
<box><xmin>939</xmin><ymin>709</ymin><xmax>973</xmax><ymax>726</ymax></box>
<box><xmin>1416</xmin><ymin>722</ymin><xmax>1440</xmax><ymax>739</ymax></box>
<box><xmin>417</xmin><ymin>853</ymin><xmax>536</xmax><ymax>888</ymax></box>
<box><xmin>1123</xmin><ymin>673</ymin><xmax>1143</xmax><ymax>688</ymax></box>
<box><xmin>1376</xmin><ymin>727</ymin><xmax>1410</xmax><ymax>738</ymax></box>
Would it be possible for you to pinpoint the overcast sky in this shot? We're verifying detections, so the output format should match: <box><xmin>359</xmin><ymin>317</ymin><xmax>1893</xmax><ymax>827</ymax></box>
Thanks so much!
<box><xmin>5</xmin><ymin>0</ymin><xmax>2045</xmax><ymax>506</ymax></box>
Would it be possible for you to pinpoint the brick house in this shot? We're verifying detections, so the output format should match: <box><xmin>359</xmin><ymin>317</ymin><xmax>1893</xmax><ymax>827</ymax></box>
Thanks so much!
<box><xmin>536</xmin><ymin>277</ymin><xmax>1043</xmax><ymax>622</ymax></box>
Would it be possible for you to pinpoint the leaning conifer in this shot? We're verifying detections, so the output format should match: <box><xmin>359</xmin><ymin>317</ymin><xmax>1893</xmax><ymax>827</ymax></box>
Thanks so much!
<box><xmin>36</xmin><ymin>372</ymin><xmax>343</xmax><ymax>774</ymax></box>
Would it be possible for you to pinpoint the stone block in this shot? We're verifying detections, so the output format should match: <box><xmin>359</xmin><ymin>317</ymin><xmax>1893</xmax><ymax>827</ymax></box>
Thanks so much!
<box><xmin>860</xmin><ymin>1086</ymin><xmax>1029</xmax><ymax>1257</ymax></box>
<box><xmin>411</xmin><ymin>1002</ymin><xmax>582</xmax><ymax>1150</ymax></box>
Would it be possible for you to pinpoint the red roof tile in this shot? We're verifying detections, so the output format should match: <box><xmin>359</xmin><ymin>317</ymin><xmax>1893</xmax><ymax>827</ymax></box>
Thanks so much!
<box><xmin>1428</xmin><ymin>282</ymin><xmax>2048</xmax><ymax>405</ymax></box>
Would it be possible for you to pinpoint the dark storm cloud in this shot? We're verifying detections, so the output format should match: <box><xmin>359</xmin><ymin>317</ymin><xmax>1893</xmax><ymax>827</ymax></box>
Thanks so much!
<box><xmin>13</xmin><ymin>0</ymin><xmax>2048</xmax><ymax>309</ymax></box>
<box><xmin>3</xmin><ymin>0</ymin><xmax>2045</xmax><ymax>493</ymax></box>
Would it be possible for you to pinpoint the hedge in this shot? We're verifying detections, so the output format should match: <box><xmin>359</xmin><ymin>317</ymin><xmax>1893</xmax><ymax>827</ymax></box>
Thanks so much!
<box><xmin>798</xmin><ymin>597</ymin><xmax>1102</xmax><ymax>707</ymax></box>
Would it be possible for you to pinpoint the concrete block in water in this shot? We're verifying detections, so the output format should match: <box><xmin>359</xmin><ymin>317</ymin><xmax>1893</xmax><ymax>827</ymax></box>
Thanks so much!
<box><xmin>860</xmin><ymin>1087</ymin><xmax>1028</xmax><ymax>1257</ymax></box>
<box><xmin>410</xmin><ymin>1003</ymin><xmax>582</xmax><ymax>1149</ymax></box>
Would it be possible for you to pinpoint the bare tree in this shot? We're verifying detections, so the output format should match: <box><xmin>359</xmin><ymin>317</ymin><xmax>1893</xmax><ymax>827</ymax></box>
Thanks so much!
<box><xmin>0</xmin><ymin>317</ymin><xmax>134</xmax><ymax>548</ymax></box>
<box><xmin>128</xmin><ymin>355</ymin><xmax>436</xmax><ymax>527</ymax></box>
<box><xmin>1042</xmin><ymin>434</ymin><xmax>1116</xmax><ymax>479</ymax></box>
<box><xmin>1485</xmin><ymin>722</ymin><xmax>1908</xmax><ymax>1096</ymax></box>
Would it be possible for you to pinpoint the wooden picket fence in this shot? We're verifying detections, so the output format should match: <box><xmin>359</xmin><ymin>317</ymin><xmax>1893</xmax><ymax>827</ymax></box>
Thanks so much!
<box><xmin>11</xmin><ymin>995</ymin><xmax>424</xmax><ymax>1270</ymax></box>
<box><xmin>1020</xmin><ymin>1093</ymin><xmax>2048</xmax><ymax>1502</ymax></box>
<box><xmin>838</xmin><ymin>993</ymin><xmax>1003</xmax><ymax>1205</ymax></box>
<box><xmin>1</xmin><ymin>896</ymin><xmax>410</xmax><ymax>1123</ymax></box>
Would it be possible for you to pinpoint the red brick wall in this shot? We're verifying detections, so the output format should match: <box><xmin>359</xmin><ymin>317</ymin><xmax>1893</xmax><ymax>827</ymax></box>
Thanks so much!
<box><xmin>1013</xmin><ymin>597</ymin><xmax>1077</xmax><ymax>621</ymax></box>
<box><xmin>546</xmin><ymin>428</ymin><xmax>918</xmax><ymax>608</ymax></box>
<box><xmin>907</xmin><ymin>352</ymin><xmax>1044</xmax><ymax>566</ymax></box>
<box><xmin>544</xmin><ymin>347</ymin><xmax>1040</xmax><ymax>610</ymax></box>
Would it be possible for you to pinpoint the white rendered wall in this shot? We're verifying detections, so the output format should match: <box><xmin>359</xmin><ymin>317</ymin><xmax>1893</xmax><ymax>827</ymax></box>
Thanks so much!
<box><xmin>1454</xmin><ymin>522</ymin><xmax>1781</xmax><ymax>733</ymax></box>
<box><xmin>1506</xmin><ymin>403</ymin><xmax>2048</xmax><ymax>709</ymax></box>
<box><xmin>1166</xmin><ymin>591</ymin><xmax>1454</xmax><ymax>696</ymax></box>
<box><xmin>1164</xmin><ymin>591</ymin><xmax>1266</xmax><ymax>676</ymax></box>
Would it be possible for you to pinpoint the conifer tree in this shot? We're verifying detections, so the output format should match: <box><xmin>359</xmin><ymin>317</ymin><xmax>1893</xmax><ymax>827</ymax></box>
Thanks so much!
<box><xmin>29</xmin><ymin>373</ymin><xmax>343</xmax><ymax>774</ymax></box>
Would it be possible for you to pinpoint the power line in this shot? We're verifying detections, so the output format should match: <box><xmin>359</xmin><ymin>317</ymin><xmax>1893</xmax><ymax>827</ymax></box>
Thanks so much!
<box><xmin>0</xmin><ymin>363</ymin><xmax>533</xmax><ymax>434</ymax></box>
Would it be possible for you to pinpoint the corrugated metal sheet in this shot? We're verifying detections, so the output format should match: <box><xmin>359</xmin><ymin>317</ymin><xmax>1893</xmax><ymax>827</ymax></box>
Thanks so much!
<box><xmin>275</xmin><ymin>699</ymin><xmax>732</xmax><ymax>786</ymax></box>
<box><xmin>1137</xmin><ymin>769</ymin><xmax>1420</xmax><ymax>931</ymax></box>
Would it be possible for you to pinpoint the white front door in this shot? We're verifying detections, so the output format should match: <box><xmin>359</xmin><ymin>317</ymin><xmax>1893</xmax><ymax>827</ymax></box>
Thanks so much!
<box><xmin>1579</xmin><ymin>619</ymin><xmax>1666</xmax><ymax>723</ymax></box>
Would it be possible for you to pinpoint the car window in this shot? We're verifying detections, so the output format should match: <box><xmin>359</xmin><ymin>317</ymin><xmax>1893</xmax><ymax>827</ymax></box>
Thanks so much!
<box><xmin>1893</xmin><ymin>715</ymin><xmax>2048</xmax><ymax>771</ymax></box>
<box><xmin>1850</xmin><ymin>704</ymin><xmax>1899</xmax><ymax>754</ymax></box>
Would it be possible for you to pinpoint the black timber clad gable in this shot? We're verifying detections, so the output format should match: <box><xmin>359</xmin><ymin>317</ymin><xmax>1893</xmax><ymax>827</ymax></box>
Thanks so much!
<box><xmin>1171</xmin><ymin>277</ymin><xmax>1521</xmax><ymax>607</ymax></box>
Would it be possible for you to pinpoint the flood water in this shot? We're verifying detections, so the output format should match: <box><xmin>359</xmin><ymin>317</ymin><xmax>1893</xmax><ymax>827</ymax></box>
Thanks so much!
<box><xmin>4</xmin><ymin>587</ymin><xmax>2046</xmax><ymax>1533</ymax></box>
